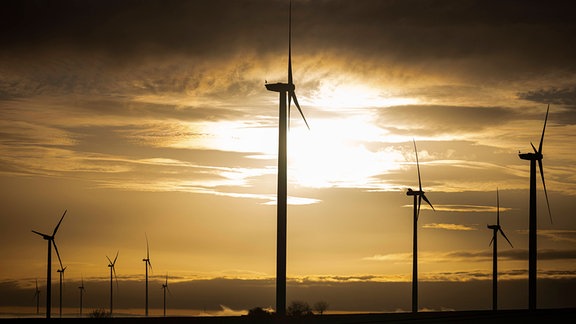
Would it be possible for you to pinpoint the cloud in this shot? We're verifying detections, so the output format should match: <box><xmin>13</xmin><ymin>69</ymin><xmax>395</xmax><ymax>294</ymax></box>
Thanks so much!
<box><xmin>538</xmin><ymin>230</ymin><xmax>576</xmax><ymax>243</ymax></box>
<box><xmin>376</xmin><ymin>105</ymin><xmax>515</xmax><ymax>137</ymax></box>
<box><xmin>422</xmin><ymin>223</ymin><xmax>476</xmax><ymax>231</ymax></box>
<box><xmin>518</xmin><ymin>87</ymin><xmax>576</xmax><ymax>108</ymax></box>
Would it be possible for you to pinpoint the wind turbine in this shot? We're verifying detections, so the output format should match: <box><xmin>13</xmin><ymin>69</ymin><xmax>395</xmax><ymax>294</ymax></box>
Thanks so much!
<box><xmin>487</xmin><ymin>188</ymin><xmax>513</xmax><ymax>311</ymax></box>
<box><xmin>264</xmin><ymin>0</ymin><xmax>310</xmax><ymax>316</ymax></box>
<box><xmin>106</xmin><ymin>251</ymin><xmax>119</xmax><ymax>316</ymax></box>
<box><xmin>78</xmin><ymin>276</ymin><xmax>85</xmax><ymax>318</ymax></box>
<box><xmin>33</xmin><ymin>279</ymin><xmax>40</xmax><ymax>315</ymax></box>
<box><xmin>143</xmin><ymin>234</ymin><xmax>152</xmax><ymax>317</ymax></box>
<box><xmin>405</xmin><ymin>140</ymin><xmax>434</xmax><ymax>313</ymax></box>
<box><xmin>57</xmin><ymin>266</ymin><xmax>67</xmax><ymax>317</ymax></box>
<box><xmin>518</xmin><ymin>104</ymin><xmax>552</xmax><ymax>311</ymax></box>
<box><xmin>161</xmin><ymin>274</ymin><xmax>171</xmax><ymax>317</ymax></box>
<box><xmin>31</xmin><ymin>209</ymin><xmax>66</xmax><ymax>319</ymax></box>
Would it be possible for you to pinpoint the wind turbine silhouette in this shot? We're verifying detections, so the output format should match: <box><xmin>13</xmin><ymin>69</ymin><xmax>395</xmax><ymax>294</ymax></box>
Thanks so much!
<box><xmin>31</xmin><ymin>209</ymin><xmax>66</xmax><ymax>319</ymax></box>
<box><xmin>78</xmin><ymin>276</ymin><xmax>85</xmax><ymax>317</ymax></box>
<box><xmin>33</xmin><ymin>279</ymin><xmax>40</xmax><ymax>315</ymax></box>
<box><xmin>487</xmin><ymin>188</ymin><xmax>513</xmax><ymax>311</ymax></box>
<box><xmin>161</xmin><ymin>274</ymin><xmax>171</xmax><ymax>317</ymax></box>
<box><xmin>405</xmin><ymin>140</ymin><xmax>434</xmax><ymax>313</ymax></box>
<box><xmin>106</xmin><ymin>251</ymin><xmax>119</xmax><ymax>316</ymax></box>
<box><xmin>143</xmin><ymin>234</ymin><xmax>152</xmax><ymax>317</ymax></box>
<box><xmin>265</xmin><ymin>0</ymin><xmax>309</xmax><ymax>316</ymax></box>
<box><xmin>518</xmin><ymin>104</ymin><xmax>552</xmax><ymax>311</ymax></box>
<box><xmin>57</xmin><ymin>265</ymin><xmax>67</xmax><ymax>318</ymax></box>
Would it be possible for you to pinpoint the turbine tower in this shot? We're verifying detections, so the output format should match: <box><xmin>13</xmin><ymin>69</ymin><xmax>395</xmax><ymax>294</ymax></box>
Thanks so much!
<box><xmin>487</xmin><ymin>188</ymin><xmax>513</xmax><ymax>311</ymax></box>
<box><xmin>31</xmin><ymin>209</ymin><xmax>67</xmax><ymax>319</ymax></box>
<box><xmin>78</xmin><ymin>276</ymin><xmax>85</xmax><ymax>317</ymax></box>
<box><xmin>265</xmin><ymin>0</ymin><xmax>309</xmax><ymax>316</ymax></box>
<box><xmin>518</xmin><ymin>105</ymin><xmax>552</xmax><ymax>311</ymax></box>
<box><xmin>106</xmin><ymin>251</ymin><xmax>119</xmax><ymax>316</ymax></box>
<box><xmin>143</xmin><ymin>234</ymin><xmax>152</xmax><ymax>317</ymax></box>
<box><xmin>406</xmin><ymin>140</ymin><xmax>434</xmax><ymax>313</ymax></box>
<box><xmin>57</xmin><ymin>266</ymin><xmax>67</xmax><ymax>318</ymax></box>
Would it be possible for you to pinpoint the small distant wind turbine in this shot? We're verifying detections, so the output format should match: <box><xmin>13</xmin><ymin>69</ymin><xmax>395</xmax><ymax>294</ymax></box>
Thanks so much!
<box><xmin>405</xmin><ymin>140</ymin><xmax>434</xmax><ymax>313</ymax></box>
<box><xmin>265</xmin><ymin>0</ymin><xmax>310</xmax><ymax>316</ymax></box>
<box><xmin>31</xmin><ymin>210</ymin><xmax>67</xmax><ymax>319</ymax></box>
<box><xmin>106</xmin><ymin>251</ymin><xmax>119</xmax><ymax>316</ymax></box>
<box><xmin>143</xmin><ymin>234</ymin><xmax>153</xmax><ymax>317</ymax></box>
<box><xmin>487</xmin><ymin>188</ymin><xmax>513</xmax><ymax>311</ymax></box>
<box><xmin>34</xmin><ymin>279</ymin><xmax>40</xmax><ymax>315</ymax></box>
<box><xmin>161</xmin><ymin>274</ymin><xmax>171</xmax><ymax>317</ymax></box>
<box><xmin>57</xmin><ymin>266</ymin><xmax>67</xmax><ymax>318</ymax></box>
<box><xmin>518</xmin><ymin>104</ymin><xmax>552</xmax><ymax>311</ymax></box>
<box><xmin>78</xmin><ymin>276</ymin><xmax>85</xmax><ymax>317</ymax></box>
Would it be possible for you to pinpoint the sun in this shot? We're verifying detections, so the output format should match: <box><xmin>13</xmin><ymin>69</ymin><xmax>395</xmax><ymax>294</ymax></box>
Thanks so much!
<box><xmin>287</xmin><ymin>115</ymin><xmax>405</xmax><ymax>189</ymax></box>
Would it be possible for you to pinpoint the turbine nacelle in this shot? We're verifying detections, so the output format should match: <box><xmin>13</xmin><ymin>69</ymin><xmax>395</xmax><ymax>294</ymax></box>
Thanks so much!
<box><xmin>518</xmin><ymin>151</ymin><xmax>542</xmax><ymax>161</ymax></box>
<box><xmin>265</xmin><ymin>82</ymin><xmax>294</xmax><ymax>93</ymax></box>
<box><xmin>406</xmin><ymin>188</ymin><xmax>425</xmax><ymax>196</ymax></box>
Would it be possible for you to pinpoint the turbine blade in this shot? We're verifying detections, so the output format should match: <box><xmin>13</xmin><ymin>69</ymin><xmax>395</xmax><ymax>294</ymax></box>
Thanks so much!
<box><xmin>538</xmin><ymin>104</ymin><xmax>549</xmax><ymax>154</ymax></box>
<box><xmin>499</xmin><ymin>228</ymin><xmax>513</xmax><ymax>248</ymax></box>
<box><xmin>496</xmin><ymin>188</ymin><xmax>500</xmax><ymax>226</ymax></box>
<box><xmin>52</xmin><ymin>210</ymin><xmax>67</xmax><ymax>237</ymax></box>
<box><xmin>52</xmin><ymin>240</ymin><xmax>64</xmax><ymax>270</ymax></box>
<box><xmin>489</xmin><ymin>235</ymin><xmax>494</xmax><ymax>247</ymax></box>
<box><xmin>288</xmin><ymin>90</ymin><xmax>292</xmax><ymax>130</ymax></box>
<box><xmin>291</xmin><ymin>92</ymin><xmax>310</xmax><ymax>130</ymax></box>
<box><xmin>145</xmin><ymin>233</ymin><xmax>150</xmax><ymax>259</ymax></box>
<box><xmin>413</xmin><ymin>140</ymin><xmax>422</xmax><ymax>192</ymax></box>
<box><xmin>31</xmin><ymin>230</ymin><xmax>48</xmax><ymax>238</ymax></box>
<box><xmin>106</xmin><ymin>256</ymin><xmax>113</xmax><ymax>265</ymax></box>
<box><xmin>530</xmin><ymin>142</ymin><xmax>538</xmax><ymax>154</ymax></box>
<box><xmin>538</xmin><ymin>159</ymin><xmax>553</xmax><ymax>224</ymax></box>
<box><xmin>112</xmin><ymin>267</ymin><xmax>119</xmax><ymax>289</ymax></box>
<box><xmin>417</xmin><ymin>195</ymin><xmax>422</xmax><ymax>221</ymax></box>
<box><xmin>287</xmin><ymin>0</ymin><xmax>292</xmax><ymax>86</ymax></box>
<box><xmin>113</xmin><ymin>251</ymin><xmax>119</xmax><ymax>265</ymax></box>
<box><xmin>422</xmin><ymin>194</ymin><xmax>435</xmax><ymax>211</ymax></box>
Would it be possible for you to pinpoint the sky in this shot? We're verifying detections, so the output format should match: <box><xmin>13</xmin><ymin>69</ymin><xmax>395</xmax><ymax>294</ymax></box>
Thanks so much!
<box><xmin>1</xmin><ymin>0</ymin><xmax>576</xmax><ymax>316</ymax></box>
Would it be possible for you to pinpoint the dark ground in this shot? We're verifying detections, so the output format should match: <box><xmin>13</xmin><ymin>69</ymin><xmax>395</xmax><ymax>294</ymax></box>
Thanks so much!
<box><xmin>1</xmin><ymin>308</ymin><xmax>575</xmax><ymax>323</ymax></box>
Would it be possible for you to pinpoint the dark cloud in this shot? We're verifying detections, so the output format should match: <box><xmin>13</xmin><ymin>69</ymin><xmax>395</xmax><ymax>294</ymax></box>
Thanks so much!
<box><xmin>3</xmin><ymin>276</ymin><xmax>576</xmax><ymax>313</ymax></box>
<box><xmin>2</xmin><ymin>0</ymin><xmax>574</xmax><ymax>68</ymax></box>
<box><xmin>500</xmin><ymin>248</ymin><xmax>576</xmax><ymax>261</ymax></box>
<box><xmin>517</xmin><ymin>88</ymin><xmax>576</xmax><ymax>125</ymax></box>
<box><xmin>375</xmin><ymin>105</ymin><xmax>514</xmax><ymax>136</ymax></box>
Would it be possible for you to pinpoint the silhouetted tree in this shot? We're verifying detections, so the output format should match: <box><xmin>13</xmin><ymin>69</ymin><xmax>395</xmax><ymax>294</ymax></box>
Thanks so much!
<box><xmin>287</xmin><ymin>301</ymin><xmax>313</xmax><ymax>317</ymax></box>
<box><xmin>247</xmin><ymin>307</ymin><xmax>272</xmax><ymax>318</ymax></box>
<box><xmin>314</xmin><ymin>301</ymin><xmax>329</xmax><ymax>315</ymax></box>
<box><xmin>89</xmin><ymin>308</ymin><xmax>110</xmax><ymax>318</ymax></box>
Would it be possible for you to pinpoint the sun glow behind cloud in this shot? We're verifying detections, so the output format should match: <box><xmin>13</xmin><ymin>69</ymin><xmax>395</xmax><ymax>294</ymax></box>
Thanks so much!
<box><xmin>308</xmin><ymin>81</ymin><xmax>420</xmax><ymax>109</ymax></box>
<box><xmin>287</xmin><ymin>115</ymin><xmax>404</xmax><ymax>189</ymax></box>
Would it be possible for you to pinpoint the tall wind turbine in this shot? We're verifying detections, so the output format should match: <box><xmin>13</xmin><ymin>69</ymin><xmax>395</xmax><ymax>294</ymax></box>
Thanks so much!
<box><xmin>487</xmin><ymin>188</ymin><xmax>513</xmax><ymax>311</ymax></box>
<box><xmin>106</xmin><ymin>251</ymin><xmax>119</xmax><ymax>316</ymax></box>
<box><xmin>518</xmin><ymin>105</ymin><xmax>552</xmax><ymax>311</ymax></box>
<box><xmin>143</xmin><ymin>234</ymin><xmax>152</xmax><ymax>317</ymax></box>
<box><xmin>78</xmin><ymin>276</ymin><xmax>85</xmax><ymax>317</ymax></box>
<box><xmin>161</xmin><ymin>274</ymin><xmax>171</xmax><ymax>317</ymax></box>
<box><xmin>31</xmin><ymin>209</ymin><xmax>66</xmax><ymax>319</ymax></box>
<box><xmin>264</xmin><ymin>0</ymin><xmax>309</xmax><ymax>316</ymax></box>
<box><xmin>57</xmin><ymin>266</ymin><xmax>67</xmax><ymax>317</ymax></box>
<box><xmin>34</xmin><ymin>279</ymin><xmax>40</xmax><ymax>315</ymax></box>
<box><xmin>405</xmin><ymin>140</ymin><xmax>434</xmax><ymax>313</ymax></box>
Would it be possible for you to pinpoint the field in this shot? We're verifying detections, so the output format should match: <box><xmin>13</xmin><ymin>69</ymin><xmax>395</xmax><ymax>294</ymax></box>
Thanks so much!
<box><xmin>1</xmin><ymin>308</ymin><xmax>575</xmax><ymax>323</ymax></box>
